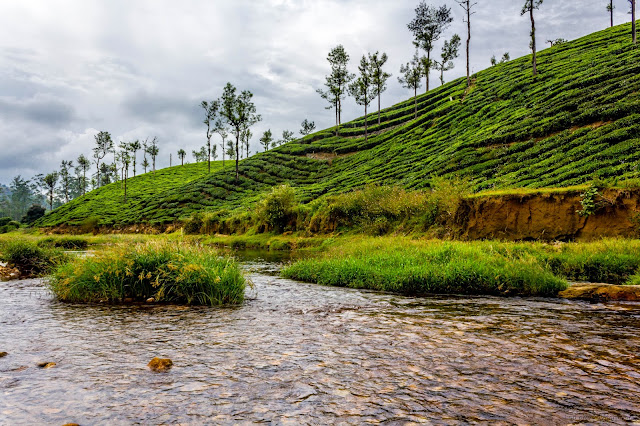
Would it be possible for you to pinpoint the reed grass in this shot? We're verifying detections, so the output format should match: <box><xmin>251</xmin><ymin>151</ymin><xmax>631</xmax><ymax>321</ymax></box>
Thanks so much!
<box><xmin>50</xmin><ymin>241</ymin><xmax>246</xmax><ymax>305</ymax></box>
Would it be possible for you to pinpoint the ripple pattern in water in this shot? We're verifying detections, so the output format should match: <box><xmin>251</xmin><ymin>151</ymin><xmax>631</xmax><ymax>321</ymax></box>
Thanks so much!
<box><xmin>1</xmin><ymin>270</ymin><xmax>640</xmax><ymax>424</ymax></box>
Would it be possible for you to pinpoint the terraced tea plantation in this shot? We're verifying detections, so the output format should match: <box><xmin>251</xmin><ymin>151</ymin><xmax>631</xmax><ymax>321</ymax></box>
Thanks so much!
<box><xmin>40</xmin><ymin>23</ymin><xmax>640</xmax><ymax>227</ymax></box>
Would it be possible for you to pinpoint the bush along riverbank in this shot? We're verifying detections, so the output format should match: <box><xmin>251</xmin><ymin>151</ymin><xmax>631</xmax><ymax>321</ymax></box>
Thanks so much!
<box><xmin>49</xmin><ymin>241</ymin><xmax>246</xmax><ymax>306</ymax></box>
<box><xmin>0</xmin><ymin>239</ymin><xmax>67</xmax><ymax>278</ymax></box>
<box><xmin>281</xmin><ymin>238</ymin><xmax>640</xmax><ymax>297</ymax></box>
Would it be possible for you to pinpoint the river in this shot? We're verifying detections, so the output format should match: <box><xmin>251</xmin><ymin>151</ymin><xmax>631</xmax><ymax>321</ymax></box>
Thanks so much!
<box><xmin>1</xmin><ymin>256</ymin><xmax>640</xmax><ymax>424</ymax></box>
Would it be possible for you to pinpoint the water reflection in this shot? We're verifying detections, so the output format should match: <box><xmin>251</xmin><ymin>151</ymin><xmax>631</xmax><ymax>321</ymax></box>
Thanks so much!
<box><xmin>1</xmin><ymin>261</ymin><xmax>639</xmax><ymax>424</ymax></box>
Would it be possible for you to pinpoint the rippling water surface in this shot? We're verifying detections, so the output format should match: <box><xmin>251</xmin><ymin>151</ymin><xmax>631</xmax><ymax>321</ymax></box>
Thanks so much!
<box><xmin>1</xmin><ymin>257</ymin><xmax>640</xmax><ymax>425</ymax></box>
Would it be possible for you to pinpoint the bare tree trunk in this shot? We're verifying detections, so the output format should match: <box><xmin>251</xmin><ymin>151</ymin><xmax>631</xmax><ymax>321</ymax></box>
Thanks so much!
<box><xmin>610</xmin><ymin>0</ymin><xmax>614</xmax><ymax>27</ymax></box>
<box><xmin>530</xmin><ymin>6</ymin><xmax>538</xmax><ymax>76</ymax></box>
<box><xmin>364</xmin><ymin>103</ymin><xmax>368</xmax><ymax>143</ymax></box>
<box><xmin>414</xmin><ymin>87</ymin><xmax>418</xmax><ymax>118</ymax></box>
<box><xmin>235</xmin><ymin>134</ymin><xmax>240</xmax><ymax>182</ymax></box>
<box><xmin>425</xmin><ymin>51</ymin><xmax>430</xmax><ymax>92</ymax></box>
<box><xmin>633</xmin><ymin>0</ymin><xmax>637</xmax><ymax>44</ymax></box>
<box><xmin>465</xmin><ymin>2</ymin><xmax>471</xmax><ymax>87</ymax></box>
<box><xmin>377</xmin><ymin>91</ymin><xmax>381</xmax><ymax>125</ymax></box>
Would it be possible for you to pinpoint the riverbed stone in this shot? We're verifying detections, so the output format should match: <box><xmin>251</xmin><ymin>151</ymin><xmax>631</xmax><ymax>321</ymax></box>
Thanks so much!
<box><xmin>559</xmin><ymin>284</ymin><xmax>640</xmax><ymax>301</ymax></box>
<box><xmin>0</xmin><ymin>352</ymin><xmax>7</xmax><ymax>358</ymax></box>
<box><xmin>37</xmin><ymin>362</ymin><xmax>57</xmax><ymax>369</ymax></box>
<box><xmin>146</xmin><ymin>297</ymin><xmax>155</xmax><ymax>303</ymax></box>
<box><xmin>148</xmin><ymin>357</ymin><xmax>173</xmax><ymax>372</ymax></box>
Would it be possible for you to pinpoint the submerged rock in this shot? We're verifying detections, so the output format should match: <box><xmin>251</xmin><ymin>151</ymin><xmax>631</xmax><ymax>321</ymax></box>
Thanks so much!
<box><xmin>37</xmin><ymin>362</ymin><xmax>57</xmax><ymax>369</ymax></box>
<box><xmin>148</xmin><ymin>357</ymin><xmax>173</xmax><ymax>372</ymax></box>
<box><xmin>559</xmin><ymin>284</ymin><xmax>640</xmax><ymax>302</ymax></box>
<box><xmin>146</xmin><ymin>297</ymin><xmax>155</xmax><ymax>303</ymax></box>
<box><xmin>0</xmin><ymin>352</ymin><xmax>7</xmax><ymax>358</ymax></box>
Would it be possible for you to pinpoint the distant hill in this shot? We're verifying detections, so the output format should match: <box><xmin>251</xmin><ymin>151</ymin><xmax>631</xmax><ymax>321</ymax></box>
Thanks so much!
<box><xmin>39</xmin><ymin>22</ymin><xmax>640</xmax><ymax>227</ymax></box>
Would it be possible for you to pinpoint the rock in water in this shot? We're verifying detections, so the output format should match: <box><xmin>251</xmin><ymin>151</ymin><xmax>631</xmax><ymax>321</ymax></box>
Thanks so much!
<box><xmin>37</xmin><ymin>362</ymin><xmax>57</xmax><ymax>369</ymax></box>
<box><xmin>146</xmin><ymin>297</ymin><xmax>155</xmax><ymax>303</ymax></box>
<box><xmin>148</xmin><ymin>357</ymin><xmax>173</xmax><ymax>372</ymax></box>
<box><xmin>0</xmin><ymin>352</ymin><xmax>7</xmax><ymax>358</ymax></box>
<box><xmin>559</xmin><ymin>284</ymin><xmax>640</xmax><ymax>301</ymax></box>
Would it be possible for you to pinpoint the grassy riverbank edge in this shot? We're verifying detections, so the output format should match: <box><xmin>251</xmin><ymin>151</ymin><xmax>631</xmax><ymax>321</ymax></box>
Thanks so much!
<box><xmin>281</xmin><ymin>237</ymin><xmax>640</xmax><ymax>297</ymax></box>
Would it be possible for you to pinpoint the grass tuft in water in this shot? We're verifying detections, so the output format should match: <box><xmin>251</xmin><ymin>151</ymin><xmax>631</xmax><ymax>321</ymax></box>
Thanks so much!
<box><xmin>50</xmin><ymin>241</ymin><xmax>246</xmax><ymax>305</ymax></box>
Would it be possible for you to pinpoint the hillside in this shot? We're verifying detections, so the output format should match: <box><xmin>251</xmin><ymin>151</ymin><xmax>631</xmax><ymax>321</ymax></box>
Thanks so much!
<box><xmin>40</xmin><ymin>23</ymin><xmax>640</xmax><ymax>227</ymax></box>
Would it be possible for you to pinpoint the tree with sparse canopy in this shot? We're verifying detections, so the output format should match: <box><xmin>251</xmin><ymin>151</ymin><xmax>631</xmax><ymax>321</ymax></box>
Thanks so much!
<box><xmin>38</xmin><ymin>172</ymin><xmax>59</xmax><ymax>211</ymax></box>
<box><xmin>407</xmin><ymin>2</ymin><xmax>453</xmax><ymax>92</ymax></box>
<box><xmin>93</xmin><ymin>131</ymin><xmax>113</xmax><ymax>188</ymax></box>
<box><xmin>398</xmin><ymin>52</ymin><xmax>423</xmax><ymax>119</ymax></box>
<box><xmin>128</xmin><ymin>140</ymin><xmax>141</xmax><ymax>177</ymax></box>
<box><xmin>436</xmin><ymin>34</ymin><xmax>461</xmax><ymax>85</ymax></box>
<box><xmin>215</xmin><ymin>120</ymin><xmax>229</xmax><ymax>169</ymax></box>
<box><xmin>260</xmin><ymin>129</ymin><xmax>273</xmax><ymax>152</ymax></box>
<box><xmin>521</xmin><ymin>0</ymin><xmax>543</xmax><ymax>76</ymax></box>
<box><xmin>349</xmin><ymin>55</ymin><xmax>377</xmax><ymax>143</ymax></box>
<box><xmin>317</xmin><ymin>45</ymin><xmax>355</xmax><ymax>136</ymax></box>
<box><xmin>455</xmin><ymin>0</ymin><xmax>477</xmax><ymax>87</ymax></box>
<box><xmin>177</xmin><ymin>149</ymin><xmax>186</xmax><ymax>165</ymax></box>
<box><xmin>145</xmin><ymin>137</ymin><xmax>159</xmax><ymax>173</ymax></box>
<box><xmin>219</xmin><ymin>83</ymin><xmax>262</xmax><ymax>181</ymax></box>
<box><xmin>58</xmin><ymin>160</ymin><xmax>73</xmax><ymax>203</ymax></box>
<box><xmin>300</xmin><ymin>119</ymin><xmax>316</xmax><ymax>136</ymax></box>
<box><xmin>368</xmin><ymin>51</ymin><xmax>391</xmax><ymax>125</ymax></box>
<box><xmin>201</xmin><ymin>100</ymin><xmax>220</xmax><ymax>173</ymax></box>
<box><xmin>275</xmin><ymin>130</ymin><xmax>295</xmax><ymax>148</ymax></box>
<box><xmin>241</xmin><ymin>127</ymin><xmax>252</xmax><ymax>158</ymax></box>
<box><xmin>76</xmin><ymin>154</ymin><xmax>90</xmax><ymax>196</ymax></box>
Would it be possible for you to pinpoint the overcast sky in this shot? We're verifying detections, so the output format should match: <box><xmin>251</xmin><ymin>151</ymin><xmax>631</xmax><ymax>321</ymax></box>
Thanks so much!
<box><xmin>0</xmin><ymin>0</ymin><xmax>632</xmax><ymax>185</ymax></box>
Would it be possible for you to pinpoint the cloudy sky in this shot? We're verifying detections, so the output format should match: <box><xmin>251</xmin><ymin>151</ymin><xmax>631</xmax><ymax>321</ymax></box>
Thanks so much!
<box><xmin>0</xmin><ymin>0</ymin><xmax>631</xmax><ymax>184</ymax></box>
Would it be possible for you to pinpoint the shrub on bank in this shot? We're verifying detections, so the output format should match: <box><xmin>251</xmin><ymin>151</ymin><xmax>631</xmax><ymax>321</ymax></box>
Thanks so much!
<box><xmin>50</xmin><ymin>241</ymin><xmax>246</xmax><ymax>305</ymax></box>
<box><xmin>37</xmin><ymin>236</ymin><xmax>89</xmax><ymax>250</ymax></box>
<box><xmin>0</xmin><ymin>239</ymin><xmax>67</xmax><ymax>276</ymax></box>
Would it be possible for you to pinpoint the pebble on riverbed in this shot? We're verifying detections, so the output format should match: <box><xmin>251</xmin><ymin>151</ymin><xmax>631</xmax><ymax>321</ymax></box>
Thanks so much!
<box><xmin>37</xmin><ymin>362</ymin><xmax>57</xmax><ymax>369</ymax></box>
<box><xmin>0</xmin><ymin>352</ymin><xmax>7</xmax><ymax>358</ymax></box>
<box><xmin>148</xmin><ymin>357</ymin><xmax>173</xmax><ymax>372</ymax></box>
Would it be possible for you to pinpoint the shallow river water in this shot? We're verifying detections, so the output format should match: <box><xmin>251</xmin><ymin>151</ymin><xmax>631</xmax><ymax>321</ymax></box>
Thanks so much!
<box><xmin>1</xmin><ymin>258</ymin><xmax>640</xmax><ymax>425</ymax></box>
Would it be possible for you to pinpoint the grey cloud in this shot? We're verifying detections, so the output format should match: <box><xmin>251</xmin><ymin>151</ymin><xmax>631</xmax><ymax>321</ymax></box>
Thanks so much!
<box><xmin>0</xmin><ymin>96</ymin><xmax>76</xmax><ymax>126</ymax></box>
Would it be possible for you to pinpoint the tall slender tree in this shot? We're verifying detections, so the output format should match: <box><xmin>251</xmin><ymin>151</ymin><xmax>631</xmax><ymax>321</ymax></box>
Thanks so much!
<box><xmin>607</xmin><ymin>0</ymin><xmax>615</xmax><ymax>27</ymax></box>
<box><xmin>177</xmin><ymin>149</ymin><xmax>186</xmax><ymax>165</ymax></box>
<box><xmin>146</xmin><ymin>137</ymin><xmax>159</xmax><ymax>174</ymax></box>
<box><xmin>631</xmin><ymin>0</ymin><xmax>637</xmax><ymax>44</ymax></box>
<box><xmin>437</xmin><ymin>34</ymin><xmax>461</xmax><ymax>85</ymax></box>
<box><xmin>38</xmin><ymin>172</ymin><xmax>59</xmax><ymax>211</ymax></box>
<box><xmin>407</xmin><ymin>2</ymin><xmax>453</xmax><ymax>92</ymax></box>
<box><xmin>128</xmin><ymin>140</ymin><xmax>141</xmax><ymax>176</ymax></box>
<box><xmin>317</xmin><ymin>45</ymin><xmax>355</xmax><ymax>136</ymax></box>
<box><xmin>521</xmin><ymin>0</ymin><xmax>543</xmax><ymax>76</ymax></box>
<box><xmin>241</xmin><ymin>127</ymin><xmax>253</xmax><ymax>158</ymax></box>
<box><xmin>215</xmin><ymin>121</ymin><xmax>229</xmax><ymax>169</ymax></box>
<box><xmin>455</xmin><ymin>0</ymin><xmax>477</xmax><ymax>87</ymax></box>
<box><xmin>201</xmin><ymin>100</ymin><xmax>220</xmax><ymax>173</ymax></box>
<box><xmin>368</xmin><ymin>51</ymin><xmax>391</xmax><ymax>126</ymax></box>
<box><xmin>349</xmin><ymin>55</ymin><xmax>377</xmax><ymax>143</ymax></box>
<box><xmin>398</xmin><ymin>52</ymin><xmax>424</xmax><ymax>119</ymax></box>
<box><xmin>76</xmin><ymin>154</ymin><xmax>90</xmax><ymax>196</ymax></box>
<box><xmin>58</xmin><ymin>160</ymin><xmax>73</xmax><ymax>203</ymax></box>
<box><xmin>219</xmin><ymin>83</ymin><xmax>262</xmax><ymax>181</ymax></box>
<box><xmin>260</xmin><ymin>130</ymin><xmax>273</xmax><ymax>152</ymax></box>
<box><xmin>92</xmin><ymin>131</ymin><xmax>113</xmax><ymax>188</ymax></box>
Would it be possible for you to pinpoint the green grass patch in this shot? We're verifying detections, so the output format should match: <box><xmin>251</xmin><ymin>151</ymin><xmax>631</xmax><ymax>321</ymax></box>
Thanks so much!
<box><xmin>0</xmin><ymin>239</ymin><xmax>67</xmax><ymax>277</ymax></box>
<box><xmin>49</xmin><ymin>241</ymin><xmax>246</xmax><ymax>305</ymax></box>
<box><xmin>282</xmin><ymin>238</ymin><xmax>568</xmax><ymax>297</ymax></box>
<box><xmin>37</xmin><ymin>236</ymin><xmax>89</xmax><ymax>250</ymax></box>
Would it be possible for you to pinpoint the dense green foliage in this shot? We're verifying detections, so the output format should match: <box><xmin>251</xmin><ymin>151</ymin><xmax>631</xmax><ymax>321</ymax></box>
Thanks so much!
<box><xmin>37</xmin><ymin>236</ymin><xmax>89</xmax><ymax>250</ymax></box>
<box><xmin>50</xmin><ymin>241</ymin><xmax>246</xmax><ymax>305</ymax></box>
<box><xmin>282</xmin><ymin>237</ymin><xmax>640</xmax><ymax>295</ymax></box>
<box><xmin>0</xmin><ymin>239</ymin><xmax>66</xmax><ymax>276</ymax></box>
<box><xmin>39</xmin><ymin>23</ymin><xmax>640</xmax><ymax>228</ymax></box>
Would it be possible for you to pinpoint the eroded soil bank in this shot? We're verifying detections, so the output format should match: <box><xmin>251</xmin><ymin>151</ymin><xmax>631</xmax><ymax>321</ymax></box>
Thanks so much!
<box><xmin>456</xmin><ymin>188</ymin><xmax>640</xmax><ymax>241</ymax></box>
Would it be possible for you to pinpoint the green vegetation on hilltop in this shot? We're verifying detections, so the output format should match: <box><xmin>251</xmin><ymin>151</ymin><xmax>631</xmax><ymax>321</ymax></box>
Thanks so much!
<box><xmin>39</xmin><ymin>23</ymin><xmax>640</xmax><ymax>228</ymax></box>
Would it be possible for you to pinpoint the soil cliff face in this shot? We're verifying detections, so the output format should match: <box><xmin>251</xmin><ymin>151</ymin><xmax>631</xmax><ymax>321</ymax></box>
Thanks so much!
<box><xmin>456</xmin><ymin>189</ymin><xmax>640</xmax><ymax>241</ymax></box>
